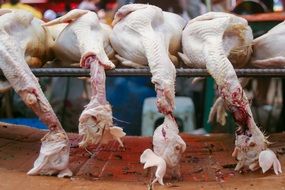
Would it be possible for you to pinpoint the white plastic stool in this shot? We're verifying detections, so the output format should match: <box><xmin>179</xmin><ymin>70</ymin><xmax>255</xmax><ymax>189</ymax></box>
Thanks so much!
<box><xmin>141</xmin><ymin>96</ymin><xmax>196</xmax><ymax>136</ymax></box>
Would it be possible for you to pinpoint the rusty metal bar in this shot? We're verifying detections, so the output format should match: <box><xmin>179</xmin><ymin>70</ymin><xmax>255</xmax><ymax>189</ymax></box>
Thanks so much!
<box><xmin>1</xmin><ymin>68</ymin><xmax>285</xmax><ymax>77</ymax></box>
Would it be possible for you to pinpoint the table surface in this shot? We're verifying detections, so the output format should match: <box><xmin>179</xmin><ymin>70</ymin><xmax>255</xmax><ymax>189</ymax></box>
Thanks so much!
<box><xmin>0</xmin><ymin>122</ymin><xmax>284</xmax><ymax>190</ymax></box>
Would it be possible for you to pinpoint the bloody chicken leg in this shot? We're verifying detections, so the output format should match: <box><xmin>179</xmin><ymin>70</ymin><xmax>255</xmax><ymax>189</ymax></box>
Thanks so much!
<box><xmin>44</xmin><ymin>9</ymin><xmax>125</xmax><ymax>147</ymax></box>
<box><xmin>111</xmin><ymin>4</ymin><xmax>186</xmax><ymax>185</ymax></box>
<box><xmin>79</xmin><ymin>56</ymin><xmax>125</xmax><ymax>147</ymax></box>
<box><xmin>181</xmin><ymin>12</ymin><xmax>281</xmax><ymax>174</ymax></box>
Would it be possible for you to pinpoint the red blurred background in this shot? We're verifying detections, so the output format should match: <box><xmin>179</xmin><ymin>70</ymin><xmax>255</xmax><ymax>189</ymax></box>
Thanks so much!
<box><xmin>19</xmin><ymin>0</ymin><xmax>116</xmax><ymax>13</ymax></box>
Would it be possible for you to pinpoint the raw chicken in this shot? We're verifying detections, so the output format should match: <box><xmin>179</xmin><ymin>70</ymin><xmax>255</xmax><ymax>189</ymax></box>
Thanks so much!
<box><xmin>251</xmin><ymin>21</ymin><xmax>285</xmax><ymax>68</ymax></box>
<box><xmin>181</xmin><ymin>12</ymin><xmax>281</xmax><ymax>174</ymax></box>
<box><xmin>110</xmin><ymin>4</ymin><xmax>186</xmax><ymax>185</ymax></box>
<box><xmin>204</xmin><ymin>22</ymin><xmax>285</xmax><ymax>126</ymax></box>
<box><xmin>140</xmin><ymin>115</ymin><xmax>186</xmax><ymax>185</ymax></box>
<box><xmin>44</xmin><ymin>9</ymin><xmax>125</xmax><ymax>147</ymax></box>
<box><xmin>179</xmin><ymin>13</ymin><xmax>252</xmax><ymax>69</ymax></box>
<box><xmin>179</xmin><ymin>11</ymin><xmax>253</xmax><ymax>127</ymax></box>
<box><xmin>0</xmin><ymin>9</ymin><xmax>71</xmax><ymax>177</ymax></box>
<box><xmin>208</xmin><ymin>77</ymin><xmax>251</xmax><ymax>126</ymax></box>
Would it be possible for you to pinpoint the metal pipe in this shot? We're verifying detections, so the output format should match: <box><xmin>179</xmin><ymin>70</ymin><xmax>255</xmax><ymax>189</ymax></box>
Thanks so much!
<box><xmin>2</xmin><ymin>68</ymin><xmax>285</xmax><ymax>77</ymax></box>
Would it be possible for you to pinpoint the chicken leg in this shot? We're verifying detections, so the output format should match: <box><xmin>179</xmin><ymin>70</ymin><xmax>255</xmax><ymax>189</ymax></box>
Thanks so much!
<box><xmin>78</xmin><ymin>56</ymin><xmax>125</xmax><ymax>147</ymax></box>
<box><xmin>111</xmin><ymin>4</ymin><xmax>186</xmax><ymax>184</ymax></box>
<box><xmin>44</xmin><ymin>9</ymin><xmax>125</xmax><ymax>147</ymax></box>
<box><xmin>0</xmin><ymin>9</ymin><xmax>71</xmax><ymax>177</ymax></box>
<box><xmin>181</xmin><ymin>12</ymin><xmax>281</xmax><ymax>174</ymax></box>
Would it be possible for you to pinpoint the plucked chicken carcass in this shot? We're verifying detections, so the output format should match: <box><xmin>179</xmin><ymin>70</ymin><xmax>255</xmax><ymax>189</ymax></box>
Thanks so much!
<box><xmin>110</xmin><ymin>4</ymin><xmax>186</xmax><ymax>185</ymax></box>
<box><xmin>179</xmin><ymin>11</ymin><xmax>253</xmax><ymax>127</ymax></box>
<box><xmin>180</xmin><ymin>12</ymin><xmax>281</xmax><ymax>174</ymax></box>
<box><xmin>251</xmin><ymin>21</ymin><xmax>285</xmax><ymax>68</ymax></box>
<box><xmin>0</xmin><ymin>9</ymin><xmax>72</xmax><ymax>177</ymax></box>
<box><xmin>201</xmin><ymin>22</ymin><xmax>285</xmax><ymax>127</ymax></box>
<box><xmin>44</xmin><ymin>9</ymin><xmax>125</xmax><ymax>147</ymax></box>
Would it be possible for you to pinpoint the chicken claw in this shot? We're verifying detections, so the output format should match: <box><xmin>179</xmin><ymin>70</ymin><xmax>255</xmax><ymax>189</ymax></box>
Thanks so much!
<box><xmin>259</xmin><ymin>149</ymin><xmax>282</xmax><ymax>175</ymax></box>
<box><xmin>27</xmin><ymin>131</ymin><xmax>72</xmax><ymax>177</ymax></box>
<box><xmin>140</xmin><ymin>149</ymin><xmax>167</xmax><ymax>185</ymax></box>
<box><xmin>233</xmin><ymin>131</ymin><xmax>282</xmax><ymax>175</ymax></box>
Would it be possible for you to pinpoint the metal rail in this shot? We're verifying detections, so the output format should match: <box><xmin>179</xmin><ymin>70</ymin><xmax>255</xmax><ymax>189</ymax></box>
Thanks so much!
<box><xmin>2</xmin><ymin>68</ymin><xmax>285</xmax><ymax>77</ymax></box>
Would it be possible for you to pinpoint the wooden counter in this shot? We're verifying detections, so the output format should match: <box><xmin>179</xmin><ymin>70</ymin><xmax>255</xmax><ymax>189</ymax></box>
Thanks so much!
<box><xmin>0</xmin><ymin>123</ymin><xmax>284</xmax><ymax>190</ymax></box>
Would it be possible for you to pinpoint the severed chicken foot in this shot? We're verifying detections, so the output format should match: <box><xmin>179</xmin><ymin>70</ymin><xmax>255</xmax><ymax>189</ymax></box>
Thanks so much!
<box><xmin>140</xmin><ymin>114</ymin><xmax>186</xmax><ymax>185</ymax></box>
<box><xmin>78</xmin><ymin>56</ymin><xmax>125</xmax><ymax>147</ymax></box>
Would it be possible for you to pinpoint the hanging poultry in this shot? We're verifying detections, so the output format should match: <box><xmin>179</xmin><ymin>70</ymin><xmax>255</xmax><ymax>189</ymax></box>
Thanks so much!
<box><xmin>110</xmin><ymin>4</ymin><xmax>187</xmax><ymax>185</ymax></box>
<box><xmin>0</xmin><ymin>9</ymin><xmax>72</xmax><ymax>177</ymax></box>
<box><xmin>43</xmin><ymin>9</ymin><xmax>126</xmax><ymax>148</ymax></box>
<box><xmin>180</xmin><ymin>12</ymin><xmax>281</xmax><ymax>175</ymax></box>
